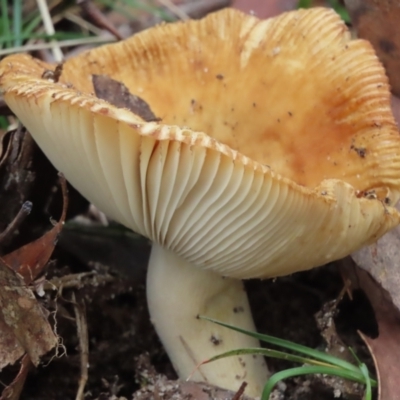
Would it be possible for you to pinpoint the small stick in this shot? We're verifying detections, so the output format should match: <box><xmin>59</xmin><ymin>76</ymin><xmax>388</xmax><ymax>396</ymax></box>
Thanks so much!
<box><xmin>0</xmin><ymin>36</ymin><xmax>116</xmax><ymax>57</ymax></box>
<box><xmin>77</xmin><ymin>0</ymin><xmax>123</xmax><ymax>40</ymax></box>
<box><xmin>0</xmin><ymin>201</ymin><xmax>32</xmax><ymax>244</ymax></box>
<box><xmin>71</xmin><ymin>292</ymin><xmax>89</xmax><ymax>400</ymax></box>
<box><xmin>42</xmin><ymin>271</ymin><xmax>115</xmax><ymax>291</ymax></box>
<box><xmin>36</xmin><ymin>0</ymin><xmax>63</xmax><ymax>62</ymax></box>
<box><xmin>157</xmin><ymin>0</ymin><xmax>189</xmax><ymax>20</ymax></box>
<box><xmin>64</xmin><ymin>12</ymin><xmax>104</xmax><ymax>36</ymax></box>
<box><xmin>231</xmin><ymin>382</ymin><xmax>248</xmax><ymax>400</ymax></box>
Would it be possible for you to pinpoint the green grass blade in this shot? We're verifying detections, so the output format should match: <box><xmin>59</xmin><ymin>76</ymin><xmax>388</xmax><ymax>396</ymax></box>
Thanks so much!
<box><xmin>360</xmin><ymin>363</ymin><xmax>373</xmax><ymax>400</ymax></box>
<box><xmin>298</xmin><ymin>0</ymin><xmax>350</xmax><ymax>23</ymax></box>
<box><xmin>12</xmin><ymin>0</ymin><xmax>22</xmax><ymax>47</ymax></box>
<box><xmin>200</xmin><ymin>347</ymin><xmax>376</xmax><ymax>388</ymax></box>
<box><xmin>120</xmin><ymin>0</ymin><xmax>172</xmax><ymax>20</ymax></box>
<box><xmin>95</xmin><ymin>0</ymin><xmax>139</xmax><ymax>20</ymax></box>
<box><xmin>261</xmin><ymin>366</ymin><xmax>375</xmax><ymax>400</ymax></box>
<box><xmin>0</xmin><ymin>116</ymin><xmax>9</xmax><ymax>130</ymax></box>
<box><xmin>0</xmin><ymin>31</ymin><xmax>91</xmax><ymax>46</ymax></box>
<box><xmin>328</xmin><ymin>0</ymin><xmax>350</xmax><ymax>23</ymax></box>
<box><xmin>1</xmin><ymin>0</ymin><xmax>11</xmax><ymax>48</ymax></box>
<box><xmin>297</xmin><ymin>0</ymin><xmax>313</xmax><ymax>8</ymax></box>
<box><xmin>199</xmin><ymin>316</ymin><xmax>361</xmax><ymax>372</ymax></box>
<box><xmin>22</xmin><ymin>13</ymin><xmax>43</xmax><ymax>38</ymax></box>
<box><xmin>201</xmin><ymin>347</ymin><xmax>340</xmax><ymax>368</ymax></box>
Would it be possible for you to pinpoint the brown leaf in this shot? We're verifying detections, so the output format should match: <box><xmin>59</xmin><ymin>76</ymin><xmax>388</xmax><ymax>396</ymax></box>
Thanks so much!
<box><xmin>2</xmin><ymin>175</ymin><xmax>68</xmax><ymax>285</ymax></box>
<box><xmin>344</xmin><ymin>0</ymin><xmax>400</xmax><ymax>96</ymax></box>
<box><xmin>0</xmin><ymin>317</ymin><xmax>24</xmax><ymax>370</ymax></box>
<box><xmin>0</xmin><ymin>355</ymin><xmax>32</xmax><ymax>400</ymax></box>
<box><xmin>0</xmin><ymin>259</ymin><xmax>57</xmax><ymax>367</ymax></box>
<box><xmin>349</xmin><ymin>203</ymin><xmax>400</xmax><ymax>399</ymax></box>
<box><xmin>341</xmin><ymin>263</ymin><xmax>400</xmax><ymax>400</ymax></box>
<box><xmin>92</xmin><ymin>74</ymin><xmax>159</xmax><ymax>122</ymax></box>
<box><xmin>0</xmin><ymin>176</ymin><xmax>66</xmax><ymax>379</ymax></box>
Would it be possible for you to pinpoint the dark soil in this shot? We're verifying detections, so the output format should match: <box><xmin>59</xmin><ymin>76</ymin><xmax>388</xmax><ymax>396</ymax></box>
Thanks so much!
<box><xmin>9</xmin><ymin>230</ymin><xmax>377</xmax><ymax>399</ymax></box>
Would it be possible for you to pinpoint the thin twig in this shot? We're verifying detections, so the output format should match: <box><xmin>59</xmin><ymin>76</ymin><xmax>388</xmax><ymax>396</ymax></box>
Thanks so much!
<box><xmin>64</xmin><ymin>12</ymin><xmax>104</xmax><ymax>36</ymax></box>
<box><xmin>71</xmin><ymin>292</ymin><xmax>89</xmax><ymax>400</ymax></box>
<box><xmin>0</xmin><ymin>35</ymin><xmax>116</xmax><ymax>57</ymax></box>
<box><xmin>231</xmin><ymin>382</ymin><xmax>248</xmax><ymax>400</ymax></box>
<box><xmin>157</xmin><ymin>0</ymin><xmax>189</xmax><ymax>20</ymax></box>
<box><xmin>42</xmin><ymin>272</ymin><xmax>115</xmax><ymax>291</ymax></box>
<box><xmin>78</xmin><ymin>0</ymin><xmax>124</xmax><ymax>40</ymax></box>
<box><xmin>0</xmin><ymin>201</ymin><xmax>32</xmax><ymax>244</ymax></box>
<box><xmin>36</xmin><ymin>0</ymin><xmax>63</xmax><ymax>62</ymax></box>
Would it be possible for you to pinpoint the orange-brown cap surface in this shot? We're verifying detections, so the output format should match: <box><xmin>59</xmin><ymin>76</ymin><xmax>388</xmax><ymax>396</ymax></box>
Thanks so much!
<box><xmin>1</xmin><ymin>7</ymin><xmax>400</xmax><ymax>279</ymax></box>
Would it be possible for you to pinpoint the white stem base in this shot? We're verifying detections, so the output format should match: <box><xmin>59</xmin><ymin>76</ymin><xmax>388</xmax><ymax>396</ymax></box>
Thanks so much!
<box><xmin>147</xmin><ymin>244</ymin><xmax>269</xmax><ymax>397</ymax></box>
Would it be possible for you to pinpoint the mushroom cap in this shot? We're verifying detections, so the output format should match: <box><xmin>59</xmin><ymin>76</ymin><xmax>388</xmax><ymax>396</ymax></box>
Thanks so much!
<box><xmin>1</xmin><ymin>7</ymin><xmax>400</xmax><ymax>279</ymax></box>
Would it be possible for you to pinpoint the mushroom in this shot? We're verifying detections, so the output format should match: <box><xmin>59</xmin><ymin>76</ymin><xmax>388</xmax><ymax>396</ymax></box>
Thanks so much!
<box><xmin>1</xmin><ymin>7</ymin><xmax>400</xmax><ymax>396</ymax></box>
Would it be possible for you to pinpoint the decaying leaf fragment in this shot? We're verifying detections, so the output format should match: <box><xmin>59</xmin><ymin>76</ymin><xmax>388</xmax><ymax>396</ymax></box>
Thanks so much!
<box><xmin>0</xmin><ymin>258</ymin><xmax>57</xmax><ymax>367</ymax></box>
<box><xmin>0</xmin><ymin>176</ymin><xmax>68</xmax><ymax>397</ymax></box>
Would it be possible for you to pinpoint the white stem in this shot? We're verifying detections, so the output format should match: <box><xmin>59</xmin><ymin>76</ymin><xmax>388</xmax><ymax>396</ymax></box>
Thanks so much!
<box><xmin>147</xmin><ymin>244</ymin><xmax>269</xmax><ymax>397</ymax></box>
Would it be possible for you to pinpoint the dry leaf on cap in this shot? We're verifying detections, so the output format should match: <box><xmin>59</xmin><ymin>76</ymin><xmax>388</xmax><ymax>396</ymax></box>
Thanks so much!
<box><xmin>92</xmin><ymin>74</ymin><xmax>159</xmax><ymax>122</ymax></box>
<box><xmin>344</xmin><ymin>0</ymin><xmax>400</xmax><ymax>96</ymax></box>
<box><xmin>341</xmin><ymin>261</ymin><xmax>400</xmax><ymax>400</ymax></box>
